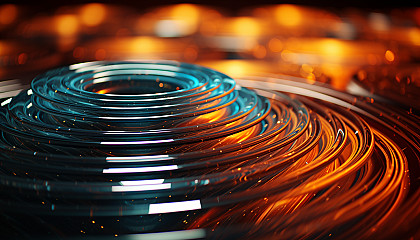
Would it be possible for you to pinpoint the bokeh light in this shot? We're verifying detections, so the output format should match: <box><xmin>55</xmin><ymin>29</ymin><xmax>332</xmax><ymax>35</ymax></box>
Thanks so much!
<box><xmin>0</xmin><ymin>3</ymin><xmax>419</xmax><ymax>240</ymax></box>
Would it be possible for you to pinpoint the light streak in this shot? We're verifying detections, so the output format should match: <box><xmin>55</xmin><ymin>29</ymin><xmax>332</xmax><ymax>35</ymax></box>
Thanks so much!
<box><xmin>0</xmin><ymin>61</ymin><xmax>417</xmax><ymax>239</ymax></box>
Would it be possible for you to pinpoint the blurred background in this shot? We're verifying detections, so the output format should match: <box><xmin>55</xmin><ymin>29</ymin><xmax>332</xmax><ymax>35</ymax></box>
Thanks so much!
<box><xmin>0</xmin><ymin>1</ymin><xmax>419</xmax><ymax>105</ymax></box>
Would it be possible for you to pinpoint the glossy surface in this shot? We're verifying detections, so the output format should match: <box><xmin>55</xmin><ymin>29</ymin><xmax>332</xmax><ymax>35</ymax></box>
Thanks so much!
<box><xmin>0</xmin><ymin>61</ymin><xmax>418</xmax><ymax>239</ymax></box>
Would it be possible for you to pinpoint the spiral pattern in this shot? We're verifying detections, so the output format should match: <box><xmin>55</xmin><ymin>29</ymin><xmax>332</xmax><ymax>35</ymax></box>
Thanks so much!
<box><xmin>0</xmin><ymin>61</ymin><xmax>418</xmax><ymax>239</ymax></box>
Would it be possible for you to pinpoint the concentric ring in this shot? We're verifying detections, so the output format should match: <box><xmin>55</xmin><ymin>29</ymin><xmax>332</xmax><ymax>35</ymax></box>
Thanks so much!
<box><xmin>0</xmin><ymin>61</ymin><xmax>418</xmax><ymax>239</ymax></box>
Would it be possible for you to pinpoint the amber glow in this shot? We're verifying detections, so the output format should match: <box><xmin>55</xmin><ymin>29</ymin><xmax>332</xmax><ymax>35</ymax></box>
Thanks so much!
<box><xmin>199</xmin><ymin>10</ymin><xmax>222</xmax><ymax>36</ymax></box>
<box><xmin>176</xmin><ymin>108</ymin><xmax>229</xmax><ymax>128</ymax></box>
<box><xmin>171</xmin><ymin>4</ymin><xmax>199</xmax><ymax>24</ymax></box>
<box><xmin>231</xmin><ymin>17</ymin><xmax>260</xmax><ymax>36</ymax></box>
<box><xmin>408</xmin><ymin>28</ymin><xmax>420</xmax><ymax>45</ymax></box>
<box><xmin>268</xmin><ymin>38</ymin><xmax>283</xmax><ymax>52</ymax></box>
<box><xmin>189</xmin><ymin>77</ymin><xmax>414</xmax><ymax>239</ymax></box>
<box><xmin>195</xmin><ymin>108</ymin><xmax>227</xmax><ymax>124</ymax></box>
<box><xmin>55</xmin><ymin>15</ymin><xmax>79</xmax><ymax>36</ymax></box>
<box><xmin>0</xmin><ymin>4</ymin><xmax>17</xmax><ymax>25</ymax></box>
<box><xmin>282</xmin><ymin>38</ymin><xmax>386</xmax><ymax>64</ymax></box>
<box><xmin>199</xmin><ymin>20</ymin><xmax>218</xmax><ymax>36</ymax></box>
<box><xmin>184</xmin><ymin>46</ymin><xmax>198</xmax><ymax>62</ymax></box>
<box><xmin>224</xmin><ymin>125</ymin><xmax>257</xmax><ymax>143</ymax></box>
<box><xmin>1</xmin><ymin>4</ymin><xmax>419</xmax><ymax>240</ymax></box>
<box><xmin>80</xmin><ymin>3</ymin><xmax>106</xmax><ymax>27</ymax></box>
<box><xmin>253</xmin><ymin>45</ymin><xmax>267</xmax><ymax>59</ymax></box>
<box><xmin>169</xmin><ymin>4</ymin><xmax>200</xmax><ymax>34</ymax></box>
<box><xmin>95</xmin><ymin>48</ymin><xmax>106</xmax><ymax>60</ymax></box>
<box><xmin>200</xmin><ymin>60</ymin><xmax>255</xmax><ymax>77</ymax></box>
<box><xmin>96</xmin><ymin>89</ymin><xmax>108</xmax><ymax>94</ymax></box>
<box><xmin>306</xmin><ymin>73</ymin><xmax>316</xmax><ymax>83</ymax></box>
<box><xmin>321</xmin><ymin>63</ymin><xmax>356</xmax><ymax>90</ymax></box>
<box><xmin>130</xmin><ymin>37</ymin><xmax>158</xmax><ymax>53</ymax></box>
<box><xmin>198</xmin><ymin>60</ymin><xmax>303</xmax><ymax>78</ymax></box>
<box><xmin>320</xmin><ymin>39</ymin><xmax>344</xmax><ymax>57</ymax></box>
<box><xmin>275</xmin><ymin>5</ymin><xmax>302</xmax><ymax>27</ymax></box>
<box><xmin>357</xmin><ymin>70</ymin><xmax>367</xmax><ymax>81</ymax></box>
<box><xmin>385</xmin><ymin>50</ymin><xmax>395</xmax><ymax>62</ymax></box>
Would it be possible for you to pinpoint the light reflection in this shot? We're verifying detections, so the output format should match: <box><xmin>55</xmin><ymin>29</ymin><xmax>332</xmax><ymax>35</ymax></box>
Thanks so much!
<box><xmin>106</xmin><ymin>155</ymin><xmax>174</xmax><ymax>163</ymax></box>
<box><xmin>120</xmin><ymin>179</ymin><xmax>165</xmax><ymax>185</ymax></box>
<box><xmin>103</xmin><ymin>165</ymin><xmax>178</xmax><ymax>174</ymax></box>
<box><xmin>0</xmin><ymin>3</ymin><xmax>419</xmax><ymax>239</ymax></box>
<box><xmin>125</xmin><ymin>229</ymin><xmax>206</xmax><ymax>240</ymax></box>
<box><xmin>112</xmin><ymin>183</ymin><xmax>171</xmax><ymax>192</ymax></box>
<box><xmin>112</xmin><ymin>179</ymin><xmax>170</xmax><ymax>193</ymax></box>
<box><xmin>0</xmin><ymin>97</ymin><xmax>12</xmax><ymax>106</ymax></box>
<box><xmin>148</xmin><ymin>200</ymin><xmax>202</xmax><ymax>214</ymax></box>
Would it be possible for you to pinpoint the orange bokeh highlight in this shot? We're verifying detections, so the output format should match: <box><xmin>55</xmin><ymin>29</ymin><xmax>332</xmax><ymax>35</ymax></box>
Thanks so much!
<box><xmin>95</xmin><ymin>48</ymin><xmax>107</xmax><ymax>60</ymax></box>
<box><xmin>170</xmin><ymin>4</ymin><xmax>199</xmax><ymax>25</ymax></box>
<box><xmin>55</xmin><ymin>14</ymin><xmax>79</xmax><ymax>36</ymax></box>
<box><xmin>275</xmin><ymin>5</ymin><xmax>302</xmax><ymax>27</ymax></box>
<box><xmin>0</xmin><ymin>4</ymin><xmax>17</xmax><ymax>25</ymax></box>
<box><xmin>231</xmin><ymin>17</ymin><xmax>260</xmax><ymax>36</ymax></box>
<box><xmin>385</xmin><ymin>50</ymin><xmax>395</xmax><ymax>62</ymax></box>
<box><xmin>80</xmin><ymin>3</ymin><xmax>107</xmax><ymax>27</ymax></box>
<box><xmin>268</xmin><ymin>38</ymin><xmax>283</xmax><ymax>52</ymax></box>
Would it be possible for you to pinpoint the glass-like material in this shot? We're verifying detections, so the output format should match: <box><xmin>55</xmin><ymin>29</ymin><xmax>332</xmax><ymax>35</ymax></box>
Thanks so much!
<box><xmin>0</xmin><ymin>61</ymin><xmax>418</xmax><ymax>239</ymax></box>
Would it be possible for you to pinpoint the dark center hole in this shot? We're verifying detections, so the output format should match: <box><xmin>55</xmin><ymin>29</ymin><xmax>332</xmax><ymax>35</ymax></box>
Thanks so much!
<box><xmin>87</xmin><ymin>79</ymin><xmax>182</xmax><ymax>95</ymax></box>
